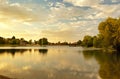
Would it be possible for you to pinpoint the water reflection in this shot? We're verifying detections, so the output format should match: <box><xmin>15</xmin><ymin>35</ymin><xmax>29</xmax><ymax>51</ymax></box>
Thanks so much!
<box><xmin>0</xmin><ymin>48</ymin><xmax>48</xmax><ymax>57</ymax></box>
<box><xmin>0</xmin><ymin>47</ymin><xmax>99</xmax><ymax>79</ymax></box>
<box><xmin>39</xmin><ymin>49</ymin><xmax>48</xmax><ymax>55</ymax></box>
<box><xmin>0</xmin><ymin>47</ymin><xmax>119</xmax><ymax>79</ymax></box>
<box><xmin>83</xmin><ymin>50</ymin><xmax>120</xmax><ymax>79</ymax></box>
<box><xmin>0</xmin><ymin>49</ymin><xmax>27</xmax><ymax>57</ymax></box>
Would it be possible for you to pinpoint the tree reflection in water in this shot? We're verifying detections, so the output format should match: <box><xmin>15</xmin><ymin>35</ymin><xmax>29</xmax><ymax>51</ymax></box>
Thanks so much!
<box><xmin>0</xmin><ymin>49</ymin><xmax>28</xmax><ymax>57</ymax></box>
<box><xmin>0</xmin><ymin>49</ymin><xmax>48</xmax><ymax>57</ymax></box>
<box><xmin>39</xmin><ymin>49</ymin><xmax>48</xmax><ymax>55</ymax></box>
<box><xmin>83</xmin><ymin>50</ymin><xmax>120</xmax><ymax>79</ymax></box>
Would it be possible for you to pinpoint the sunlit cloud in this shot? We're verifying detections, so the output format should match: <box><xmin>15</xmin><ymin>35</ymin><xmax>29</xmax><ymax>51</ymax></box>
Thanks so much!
<box><xmin>41</xmin><ymin>20</ymin><xmax>99</xmax><ymax>42</ymax></box>
<box><xmin>0</xmin><ymin>2</ymin><xmax>38</xmax><ymax>25</ymax></box>
<box><xmin>64</xmin><ymin>0</ymin><xmax>100</xmax><ymax>6</ymax></box>
<box><xmin>0</xmin><ymin>0</ymin><xmax>119</xmax><ymax>42</ymax></box>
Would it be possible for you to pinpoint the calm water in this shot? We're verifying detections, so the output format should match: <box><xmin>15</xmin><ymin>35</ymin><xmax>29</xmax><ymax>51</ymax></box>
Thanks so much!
<box><xmin>0</xmin><ymin>46</ymin><xmax>119</xmax><ymax>79</ymax></box>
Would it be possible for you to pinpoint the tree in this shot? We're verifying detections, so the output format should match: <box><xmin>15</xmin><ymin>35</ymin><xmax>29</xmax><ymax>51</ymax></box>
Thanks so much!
<box><xmin>38</xmin><ymin>38</ymin><xmax>48</xmax><ymax>45</ymax></box>
<box><xmin>0</xmin><ymin>37</ymin><xmax>5</xmax><ymax>44</ymax></box>
<box><xmin>98</xmin><ymin>17</ymin><xmax>120</xmax><ymax>51</ymax></box>
<box><xmin>28</xmin><ymin>39</ymin><xmax>32</xmax><ymax>45</ymax></box>
<box><xmin>82</xmin><ymin>35</ymin><xmax>93</xmax><ymax>47</ymax></box>
<box><xmin>12</xmin><ymin>36</ymin><xmax>16</xmax><ymax>39</ymax></box>
<box><xmin>77</xmin><ymin>40</ymin><xmax>82</xmax><ymax>46</ymax></box>
<box><xmin>10</xmin><ymin>36</ymin><xmax>17</xmax><ymax>45</ymax></box>
<box><xmin>34</xmin><ymin>40</ymin><xmax>38</xmax><ymax>44</ymax></box>
<box><xmin>93</xmin><ymin>35</ymin><xmax>103</xmax><ymax>48</ymax></box>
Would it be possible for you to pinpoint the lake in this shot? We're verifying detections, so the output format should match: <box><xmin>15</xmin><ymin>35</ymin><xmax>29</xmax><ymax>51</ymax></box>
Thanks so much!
<box><xmin>0</xmin><ymin>46</ymin><xmax>119</xmax><ymax>79</ymax></box>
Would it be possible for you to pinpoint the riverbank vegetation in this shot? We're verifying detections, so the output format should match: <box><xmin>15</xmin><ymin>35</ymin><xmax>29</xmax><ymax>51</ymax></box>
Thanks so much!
<box><xmin>82</xmin><ymin>17</ymin><xmax>120</xmax><ymax>51</ymax></box>
<box><xmin>0</xmin><ymin>17</ymin><xmax>120</xmax><ymax>51</ymax></box>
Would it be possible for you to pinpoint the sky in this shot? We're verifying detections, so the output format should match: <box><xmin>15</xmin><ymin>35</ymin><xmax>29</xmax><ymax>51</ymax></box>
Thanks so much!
<box><xmin>0</xmin><ymin>0</ymin><xmax>120</xmax><ymax>42</ymax></box>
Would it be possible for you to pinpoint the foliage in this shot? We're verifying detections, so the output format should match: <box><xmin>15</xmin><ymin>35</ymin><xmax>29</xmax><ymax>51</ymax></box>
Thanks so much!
<box><xmin>38</xmin><ymin>38</ymin><xmax>48</xmax><ymax>45</ymax></box>
<box><xmin>0</xmin><ymin>37</ymin><xmax>5</xmax><ymax>44</ymax></box>
<box><xmin>93</xmin><ymin>34</ymin><xmax>103</xmax><ymax>48</ymax></box>
<box><xmin>81</xmin><ymin>17</ymin><xmax>120</xmax><ymax>51</ymax></box>
<box><xmin>10</xmin><ymin>36</ymin><xmax>19</xmax><ymax>45</ymax></box>
<box><xmin>82</xmin><ymin>35</ymin><xmax>93</xmax><ymax>47</ymax></box>
<box><xmin>76</xmin><ymin>40</ymin><xmax>82</xmax><ymax>46</ymax></box>
<box><xmin>98</xmin><ymin>17</ymin><xmax>120</xmax><ymax>51</ymax></box>
<box><xmin>28</xmin><ymin>39</ymin><xmax>32</xmax><ymax>45</ymax></box>
<box><xmin>0</xmin><ymin>36</ymin><xmax>28</xmax><ymax>45</ymax></box>
<box><xmin>0</xmin><ymin>16</ymin><xmax>120</xmax><ymax>50</ymax></box>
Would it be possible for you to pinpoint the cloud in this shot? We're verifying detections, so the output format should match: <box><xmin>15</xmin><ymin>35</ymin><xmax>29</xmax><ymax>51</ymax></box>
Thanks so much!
<box><xmin>41</xmin><ymin>20</ymin><xmax>99</xmax><ymax>42</ymax></box>
<box><xmin>0</xmin><ymin>0</ymin><xmax>119</xmax><ymax>42</ymax></box>
<box><xmin>45</xmin><ymin>2</ymin><xmax>98</xmax><ymax>25</ymax></box>
<box><xmin>63</xmin><ymin>0</ymin><xmax>120</xmax><ymax>18</ymax></box>
<box><xmin>41</xmin><ymin>29</ymin><xmax>77</xmax><ymax>42</ymax></box>
<box><xmin>64</xmin><ymin>0</ymin><xmax>100</xmax><ymax>7</ymax></box>
<box><xmin>0</xmin><ymin>0</ymin><xmax>8</xmax><ymax>4</ymax></box>
<box><xmin>38</xmin><ymin>2</ymin><xmax>90</xmax><ymax>24</ymax></box>
<box><xmin>93</xmin><ymin>4</ymin><xmax>120</xmax><ymax>18</ymax></box>
<box><xmin>0</xmin><ymin>1</ymin><xmax>40</xmax><ymax>25</ymax></box>
<box><xmin>64</xmin><ymin>0</ymin><xmax>120</xmax><ymax>6</ymax></box>
<box><xmin>101</xmin><ymin>0</ymin><xmax>120</xmax><ymax>5</ymax></box>
<box><xmin>51</xmin><ymin>6</ymin><xmax>85</xmax><ymax>19</ymax></box>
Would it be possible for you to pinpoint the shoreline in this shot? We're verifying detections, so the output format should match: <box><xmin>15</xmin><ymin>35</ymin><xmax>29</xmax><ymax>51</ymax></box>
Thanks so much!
<box><xmin>0</xmin><ymin>75</ymin><xmax>13</xmax><ymax>79</ymax></box>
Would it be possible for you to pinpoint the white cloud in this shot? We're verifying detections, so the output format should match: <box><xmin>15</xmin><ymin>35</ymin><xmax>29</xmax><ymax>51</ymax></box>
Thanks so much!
<box><xmin>41</xmin><ymin>20</ymin><xmax>99</xmax><ymax>42</ymax></box>
<box><xmin>39</xmin><ymin>2</ymin><xmax>91</xmax><ymax>24</ymax></box>
<box><xmin>46</xmin><ymin>3</ymin><xmax>97</xmax><ymax>25</ymax></box>
<box><xmin>0</xmin><ymin>1</ymin><xmax>45</xmax><ymax>26</ymax></box>
<box><xmin>0</xmin><ymin>0</ymin><xmax>119</xmax><ymax>42</ymax></box>
<box><xmin>63</xmin><ymin>0</ymin><xmax>120</xmax><ymax>19</ymax></box>
<box><xmin>0</xmin><ymin>0</ymin><xmax>8</xmax><ymax>4</ymax></box>
<box><xmin>64</xmin><ymin>0</ymin><xmax>100</xmax><ymax>6</ymax></box>
<box><xmin>92</xmin><ymin>4</ymin><xmax>120</xmax><ymax>18</ymax></box>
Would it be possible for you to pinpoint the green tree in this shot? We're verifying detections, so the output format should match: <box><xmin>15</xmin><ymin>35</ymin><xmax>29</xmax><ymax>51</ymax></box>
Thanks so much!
<box><xmin>39</xmin><ymin>38</ymin><xmax>48</xmax><ymax>45</ymax></box>
<box><xmin>10</xmin><ymin>36</ymin><xmax>17</xmax><ymax>45</ymax></box>
<box><xmin>12</xmin><ymin>36</ymin><xmax>15</xmax><ymax>39</ymax></box>
<box><xmin>0</xmin><ymin>37</ymin><xmax>5</xmax><ymax>44</ymax></box>
<box><xmin>34</xmin><ymin>40</ymin><xmax>38</xmax><ymax>44</ymax></box>
<box><xmin>98</xmin><ymin>17</ymin><xmax>120</xmax><ymax>51</ymax></box>
<box><xmin>93</xmin><ymin>34</ymin><xmax>103</xmax><ymax>48</ymax></box>
<box><xmin>82</xmin><ymin>35</ymin><xmax>93</xmax><ymax>47</ymax></box>
<box><xmin>10</xmin><ymin>36</ymin><xmax>20</xmax><ymax>45</ymax></box>
<box><xmin>77</xmin><ymin>40</ymin><xmax>82</xmax><ymax>46</ymax></box>
<box><xmin>28</xmin><ymin>39</ymin><xmax>32</xmax><ymax>45</ymax></box>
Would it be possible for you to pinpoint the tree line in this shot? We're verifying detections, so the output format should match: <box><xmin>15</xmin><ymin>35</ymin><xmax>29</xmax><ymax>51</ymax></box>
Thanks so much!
<box><xmin>81</xmin><ymin>17</ymin><xmax>120</xmax><ymax>51</ymax></box>
<box><xmin>48</xmin><ymin>17</ymin><xmax>120</xmax><ymax>51</ymax></box>
<box><xmin>0</xmin><ymin>17</ymin><xmax>120</xmax><ymax>51</ymax></box>
<box><xmin>0</xmin><ymin>36</ymin><xmax>50</xmax><ymax>46</ymax></box>
<box><xmin>0</xmin><ymin>36</ymin><xmax>31</xmax><ymax>46</ymax></box>
<box><xmin>0</xmin><ymin>36</ymin><xmax>79</xmax><ymax>46</ymax></box>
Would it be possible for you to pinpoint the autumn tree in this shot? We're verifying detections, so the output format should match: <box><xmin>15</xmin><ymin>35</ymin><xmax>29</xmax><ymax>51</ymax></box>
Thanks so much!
<box><xmin>98</xmin><ymin>17</ymin><xmax>120</xmax><ymax>51</ymax></box>
<box><xmin>82</xmin><ymin>35</ymin><xmax>93</xmax><ymax>47</ymax></box>
<box><xmin>93</xmin><ymin>34</ymin><xmax>103</xmax><ymax>48</ymax></box>
<box><xmin>38</xmin><ymin>38</ymin><xmax>48</xmax><ymax>45</ymax></box>
<box><xmin>0</xmin><ymin>37</ymin><xmax>5</xmax><ymax>44</ymax></box>
<box><xmin>77</xmin><ymin>40</ymin><xmax>82</xmax><ymax>46</ymax></box>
